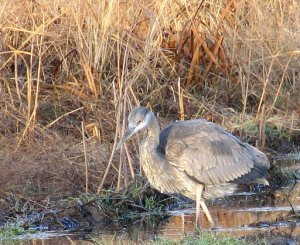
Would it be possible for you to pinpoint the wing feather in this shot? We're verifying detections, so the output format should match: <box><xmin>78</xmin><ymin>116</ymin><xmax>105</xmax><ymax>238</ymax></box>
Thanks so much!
<box><xmin>158</xmin><ymin>119</ymin><xmax>269</xmax><ymax>185</ymax></box>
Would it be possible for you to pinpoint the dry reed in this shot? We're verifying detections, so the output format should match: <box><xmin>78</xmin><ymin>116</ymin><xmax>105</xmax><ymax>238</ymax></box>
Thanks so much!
<box><xmin>0</xmin><ymin>0</ymin><xmax>299</xmax><ymax>202</ymax></box>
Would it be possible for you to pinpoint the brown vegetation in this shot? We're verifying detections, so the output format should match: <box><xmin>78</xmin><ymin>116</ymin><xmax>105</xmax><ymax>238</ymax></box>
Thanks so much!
<box><xmin>0</xmin><ymin>0</ymin><xmax>300</xmax><ymax>209</ymax></box>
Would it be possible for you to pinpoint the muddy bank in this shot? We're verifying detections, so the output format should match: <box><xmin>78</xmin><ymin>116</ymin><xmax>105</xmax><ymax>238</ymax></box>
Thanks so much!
<box><xmin>1</xmin><ymin>150</ymin><xmax>299</xmax><ymax>230</ymax></box>
<box><xmin>1</xmin><ymin>181</ymin><xmax>299</xmax><ymax>244</ymax></box>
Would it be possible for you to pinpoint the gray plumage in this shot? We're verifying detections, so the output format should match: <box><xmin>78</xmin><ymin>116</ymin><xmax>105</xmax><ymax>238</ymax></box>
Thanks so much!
<box><xmin>117</xmin><ymin>106</ymin><xmax>270</xmax><ymax>226</ymax></box>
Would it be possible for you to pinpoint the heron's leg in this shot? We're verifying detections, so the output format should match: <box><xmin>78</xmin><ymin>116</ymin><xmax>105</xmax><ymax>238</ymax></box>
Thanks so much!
<box><xmin>195</xmin><ymin>185</ymin><xmax>203</xmax><ymax>227</ymax></box>
<box><xmin>200</xmin><ymin>200</ymin><xmax>215</xmax><ymax>227</ymax></box>
<box><xmin>181</xmin><ymin>213</ymin><xmax>185</xmax><ymax>234</ymax></box>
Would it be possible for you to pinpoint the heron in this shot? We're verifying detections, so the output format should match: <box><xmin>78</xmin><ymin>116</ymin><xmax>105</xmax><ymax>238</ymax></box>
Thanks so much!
<box><xmin>117</xmin><ymin>106</ymin><xmax>270</xmax><ymax>226</ymax></box>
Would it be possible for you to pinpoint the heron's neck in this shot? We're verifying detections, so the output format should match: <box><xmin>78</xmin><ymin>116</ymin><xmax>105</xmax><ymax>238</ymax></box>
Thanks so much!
<box><xmin>146</xmin><ymin>116</ymin><xmax>160</xmax><ymax>145</ymax></box>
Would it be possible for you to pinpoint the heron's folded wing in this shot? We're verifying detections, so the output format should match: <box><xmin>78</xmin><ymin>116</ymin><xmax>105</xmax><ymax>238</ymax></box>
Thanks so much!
<box><xmin>161</xmin><ymin>120</ymin><xmax>259</xmax><ymax>185</ymax></box>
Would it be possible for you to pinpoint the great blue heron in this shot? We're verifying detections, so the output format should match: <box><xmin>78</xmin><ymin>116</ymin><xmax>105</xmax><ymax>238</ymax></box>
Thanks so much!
<box><xmin>117</xmin><ymin>107</ymin><xmax>270</xmax><ymax>226</ymax></box>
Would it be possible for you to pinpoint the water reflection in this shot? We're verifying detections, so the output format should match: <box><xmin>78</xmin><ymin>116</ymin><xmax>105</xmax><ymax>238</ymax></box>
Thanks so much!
<box><xmin>10</xmin><ymin>182</ymin><xmax>300</xmax><ymax>244</ymax></box>
<box><xmin>161</xmin><ymin>182</ymin><xmax>300</xmax><ymax>236</ymax></box>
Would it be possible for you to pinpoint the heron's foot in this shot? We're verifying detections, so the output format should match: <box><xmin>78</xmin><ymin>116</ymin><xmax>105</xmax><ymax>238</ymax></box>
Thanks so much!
<box><xmin>209</xmin><ymin>220</ymin><xmax>216</xmax><ymax>229</ymax></box>
<box><xmin>195</xmin><ymin>217</ymin><xmax>201</xmax><ymax>229</ymax></box>
<box><xmin>193</xmin><ymin>226</ymin><xmax>201</xmax><ymax>235</ymax></box>
<box><xmin>210</xmin><ymin>225</ymin><xmax>219</xmax><ymax>231</ymax></box>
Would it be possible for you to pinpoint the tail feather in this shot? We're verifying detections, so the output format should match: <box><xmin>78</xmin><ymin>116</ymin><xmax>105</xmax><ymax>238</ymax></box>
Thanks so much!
<box><xmin>234</xmin><ymin>144</ymin><xmax>270</xmax><ymax>185</ymax></box>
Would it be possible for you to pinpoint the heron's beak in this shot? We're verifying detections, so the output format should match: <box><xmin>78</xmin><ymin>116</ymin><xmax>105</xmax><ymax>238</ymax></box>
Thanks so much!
<box><xmin>116</xmin><ymin>126</ymin><xmax>136</xmax><ymax>150</ymax></box>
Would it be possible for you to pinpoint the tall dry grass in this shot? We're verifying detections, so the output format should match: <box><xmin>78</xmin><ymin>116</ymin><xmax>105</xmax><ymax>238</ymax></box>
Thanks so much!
<box><xmin>0</xmin><ymin>0</ymin><xmax>300</xmax><ymax>198</ymax></box>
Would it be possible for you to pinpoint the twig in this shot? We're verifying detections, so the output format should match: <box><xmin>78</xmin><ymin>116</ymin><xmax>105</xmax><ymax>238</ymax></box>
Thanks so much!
<box><xmin>46</xmin><ymin>107</ymin><xmax>84</xmax><ymax>128</ymax></box>
<box><xmin>81</xmin><ymin>121</ymin><xmax>88</xmax><ymax>193</ymax></box>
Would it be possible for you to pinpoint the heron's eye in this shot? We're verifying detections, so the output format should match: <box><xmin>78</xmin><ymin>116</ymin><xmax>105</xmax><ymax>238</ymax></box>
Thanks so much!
<box><xmin>137</xmin><ymin>119</ymin><xmax>143</xmax><ymax>124</ymax></box>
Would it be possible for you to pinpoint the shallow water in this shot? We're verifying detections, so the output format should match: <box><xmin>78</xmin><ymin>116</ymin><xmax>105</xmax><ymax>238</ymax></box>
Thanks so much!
<box><xmin>8</xmin><ymin>180</ymin><xmax>300</xmax><ymax>244</ymax></box>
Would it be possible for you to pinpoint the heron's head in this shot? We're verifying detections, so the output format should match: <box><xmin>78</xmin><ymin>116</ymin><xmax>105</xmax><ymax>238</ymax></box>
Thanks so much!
<box><xmin>116</xmin><ymin>107</ymin><xmax>152</xmax><ymax>150</ymax></box>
